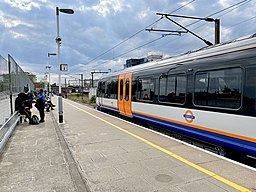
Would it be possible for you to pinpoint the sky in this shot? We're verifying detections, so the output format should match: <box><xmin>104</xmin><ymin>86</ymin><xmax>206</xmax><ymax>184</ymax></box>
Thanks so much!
<box><xmin>0</xmin><ymin>0</ymin><xmax>256</xmax><ymax>84</ymax></box>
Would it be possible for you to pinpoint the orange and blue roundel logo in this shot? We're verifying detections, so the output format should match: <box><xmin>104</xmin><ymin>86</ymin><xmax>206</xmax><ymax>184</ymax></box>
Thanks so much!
<box><xmin>183</xmin><ymin>110</ymin><xmax>195</xmax><ymax>123</ymax></box>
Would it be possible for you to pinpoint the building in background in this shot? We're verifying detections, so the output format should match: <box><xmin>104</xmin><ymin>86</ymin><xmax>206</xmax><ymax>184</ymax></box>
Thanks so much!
<box><xmin>124</xmin><ymin>54</ymin><xmax>163</xmax><ymax>68</ymax></box>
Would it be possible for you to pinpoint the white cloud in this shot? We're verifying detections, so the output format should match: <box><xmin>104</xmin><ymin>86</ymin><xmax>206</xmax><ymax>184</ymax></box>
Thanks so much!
<box><xmin>9</xmin><ymin>30</ymin><xmax>29</xmax><ymax>40</ymax></box>
<box><xmin>1</xmin><ymin>0</ymin><xmax>255</xmax><ymax>84</ymax></box>
<box><xmin>178</xmin><ymin>1</ymin><xmax>195</xmax><ymax>11</ymax></box>
<box><xmin>137</xmin><ymin>8</ymin><xmax>150</xmax><ymax>20</ymax></box>
<box><xmin>221</xmin><ymin>27</ymin><xmax>232</xmax><ymax>41</ymax></box>
<box><xmin>0</xmin><ymin>11</ymin><xmax>34</xmax><ymax>28</ymax></box>
<box><xmin>3</xmin><ymin>0</ymin><xmax>41</xmax><ymax>11</ymax></box>
<box><xmin>218</xmin><ymin>0</ymin><xmax>233</xmax><ymax>8</ymax></box>
<box><xmin>77</xmin><ymin>0</ymin><xmax>129</xmax><ymax>16</ymax></box>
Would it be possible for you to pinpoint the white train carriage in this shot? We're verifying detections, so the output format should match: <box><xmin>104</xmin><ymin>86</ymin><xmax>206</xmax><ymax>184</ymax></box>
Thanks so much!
<box><xmin>96</xmin><ymin>34</ymin><xmax>256</xmax><ymax>158</ymax></box>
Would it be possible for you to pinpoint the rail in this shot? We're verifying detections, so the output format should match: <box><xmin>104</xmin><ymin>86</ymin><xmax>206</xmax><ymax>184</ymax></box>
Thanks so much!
<box><xmin>0</xmin><ymin>111</ymin><xmax>20</xmax><ymax>152</ymax></box>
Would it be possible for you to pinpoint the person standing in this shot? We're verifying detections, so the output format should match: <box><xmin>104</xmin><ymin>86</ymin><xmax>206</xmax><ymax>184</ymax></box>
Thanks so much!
<box><xmin>35</xmin><ymin>89</ymin><xmax>45</xmax><ymax>123</ymax></box>
<box><xmin>23</xmin><ymin>86</ymin><xmax>33</xmax><ymax>115</ymax></box>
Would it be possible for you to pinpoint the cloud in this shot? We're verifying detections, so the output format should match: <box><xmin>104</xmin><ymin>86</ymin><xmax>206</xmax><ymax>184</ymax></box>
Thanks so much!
<box><xmin>218</xmin><ymin>0</ymin><xmax>234</xmax><ymax>8</ymax></box>
<box><xmin>178</xmin><ymin>1</ymin><xmax>195</xmax><ymax>11</ymax></box>
<box><xmin>137</xmin><ymin>8</ymin><xmax>151</xmax><ymax>20</ymax></box>
<box><xmin>0</xmin><ymin>0</ymin><xmax>255</xmax><ymax>84</ymax></box>
<box><xmin>9</xmin><ymin>30</ymin><xmax>29</xmax><ymax>40</ymax></box>
<box><xmin>3</xmin><ymin>0</ymin><xmax>41</xmax><ymax>11</ymax></box>
<box><xmin>77</xmin><ymin>0</ymin><xmax>129</xmax><ymax>17</ymax></box>
<box><xmin>0</xmin><ymin>11</ymin><xmax>34</xmax><ymax>28</ymax></box>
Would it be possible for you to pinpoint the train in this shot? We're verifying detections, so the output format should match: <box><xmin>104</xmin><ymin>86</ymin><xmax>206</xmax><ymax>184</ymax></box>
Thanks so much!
<box><xmin>96</xmin><ymin>34</ymin><xmax>256</xmax><ymax>160</ymax></box>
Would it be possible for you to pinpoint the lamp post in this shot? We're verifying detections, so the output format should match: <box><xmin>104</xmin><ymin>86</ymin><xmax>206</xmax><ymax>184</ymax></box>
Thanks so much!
<box><xmin>56</xmin><ymin>7</ymin><xmax>74</xmax><ymax>123</ymax></box>
<box><xmin>47</xmin><ymin>53</ymin><xmax>56</xmax><ymax>99</ymax></box>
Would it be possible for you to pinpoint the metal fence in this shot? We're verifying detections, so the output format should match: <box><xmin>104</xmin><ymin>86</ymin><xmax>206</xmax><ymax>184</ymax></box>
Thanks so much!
<box><xmin>0</xmin><ymin>55</ymin><xmax>10</xmax><ymax>126</ymax></box>
<box><xmin>0</xmin><ymin>54</ymin><xmax>34</xmax><ymax>151</ymax></box>
<box><xmin>8</xmin><ymin>54</ymin><xmax>34</xmax><ymax>115</ymax></box>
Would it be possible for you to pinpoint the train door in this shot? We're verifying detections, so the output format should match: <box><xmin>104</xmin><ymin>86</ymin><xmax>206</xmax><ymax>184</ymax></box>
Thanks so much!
<box><xmin>118</xmin><ymin>73</ymin><xmax>133</xmax><ymax>117</ymax></box>
<box><xmin>118</xmin><ymin>74</ymin><xmax>125</xmax><ymax>115</ymax></box>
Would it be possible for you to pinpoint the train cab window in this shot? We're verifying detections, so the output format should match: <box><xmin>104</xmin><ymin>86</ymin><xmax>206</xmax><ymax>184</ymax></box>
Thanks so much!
<box><xmin>159</xmin><ymin>74</ymin><xmax>186</xmax><ymax>104</ymax></box>
<box><xmin>137</xmin><ymin>77</ymin><xmax>155</xmax><ymax>101</ymax></box>
<box><xmin>120</xmin><ymin>79</ymin><xmax>123</xmax><ymax>100</ymax></box>
<box><xmin>125</xmin><ymin>79</ymin><xmax>130</xmax><ymax>101</ymax></box>
<box><xmin>194</xmin><ymin>67</ymin><xmax>242</xmax><ymax>109</ymax></box>
<box><xmin>97</xmin><ymin>82</ymin><xmax>102</xmax><ymax>97</ymax></box>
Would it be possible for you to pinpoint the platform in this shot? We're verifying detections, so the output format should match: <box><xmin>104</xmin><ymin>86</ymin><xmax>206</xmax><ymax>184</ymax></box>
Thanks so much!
<box><xmin>0</xmin><ymin>96</ymin><xmax>255</xmax><ymax>192</ymax></box>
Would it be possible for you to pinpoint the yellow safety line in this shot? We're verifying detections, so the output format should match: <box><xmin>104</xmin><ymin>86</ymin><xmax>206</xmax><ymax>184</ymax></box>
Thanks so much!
<box><xmin>65</xmin><ymin>100</ymin><xmax>251</xmax><ymax>192</ymax></box>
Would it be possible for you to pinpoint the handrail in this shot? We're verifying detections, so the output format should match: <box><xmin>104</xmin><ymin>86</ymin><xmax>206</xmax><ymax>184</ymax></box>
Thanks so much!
<box><xmin>0</xmin><ymin>111</ymin><xmax>20</xmax><ymax>152</ymax></box>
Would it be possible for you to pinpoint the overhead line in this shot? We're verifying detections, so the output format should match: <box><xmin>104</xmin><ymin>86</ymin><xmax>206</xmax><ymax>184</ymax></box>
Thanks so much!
<box><xmin>228</xmin><ymin>15</ymin><xmax>256</xmax><ymax>28</ymax></box>
<box><xmin>193</xmin><ymin>0</ymin><xmax>252</xmax><ymax>30</ymax></box>
<box><xmin>183</xmin><ymin>0</ymin><xmax>251</xmax><ymax>29</ymax></box>
<box><xmin>104</xmin><ymin>0</ymin><xmax>252</xmax><ymax>65</ymax></box>
<box><xmin>76</xmin><ymin>0</ymin><xmax>251</xmax><ymax>75</ymax></box>
<box><xmin>152</xmin><ymin>0</ymin><xmax>252</xmax><ymax>50</ymax></box>
<box><xmin>115</xmin><ymin>36</ymin><xmax>164</xmax><ymax>58</ymax></box>
<box><xmin>98</xmin><ymin>0</ymin><xmax>252</xmax><ymax>65</ymax></box>
<box><xmin>78</xmin><ymin>0</ymin><xmax>196</xmax><ymax>68</ymax></box>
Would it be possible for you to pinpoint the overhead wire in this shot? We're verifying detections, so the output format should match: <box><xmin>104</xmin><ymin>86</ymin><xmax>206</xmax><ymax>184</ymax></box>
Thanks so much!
<box><xmin>107</xmin><ymin>0</ymin><xmax>253</xmax><ymax>65</ymax></box>
<box><xmin>82</xmin><ymin>17</ymin><xmax>163</xmax><ymax>66</ymax></box>
<box><xmin>146</xmin><ymin>0</ymin><xmax>253</xmax><ymax>53</ymax></box>
<box><xmin>74</xmin><ymin>0</ymin><xmax>252</xmax><ymax>75</ymax></box>
<box><xmin>228</xmin><ymin>15</ymin><xmax>256</xmax><ymax>28</ymax></box>
<box><xmin>76</xmin><ymin>0</ymin><xmax>196</xmax><ymax>69</ymax></box>
<box><xmin>102</xmin><ymin>0</ymin><xmax>253</xmax><ymax>66</ymax></box>
<box><xmin>188</xmin><ymin>0</ymin><xmax>252</xmax><ymax>34</ymax></box>
<box><xmin>116</xmin><ymin>36</ymin><xmax>165</xmax><ymax>58</ymax></box>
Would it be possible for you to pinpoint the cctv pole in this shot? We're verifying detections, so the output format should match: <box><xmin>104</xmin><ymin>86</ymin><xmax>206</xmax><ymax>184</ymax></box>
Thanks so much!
<box><xmin>56</xmin><ymin>7</ymin><xmax>63</xmax><ymax>123</ymax></box>
<box><xmin>55</xmin><ymin>7</ymin><xmax>74</xmax><ymax>123</ymax></box>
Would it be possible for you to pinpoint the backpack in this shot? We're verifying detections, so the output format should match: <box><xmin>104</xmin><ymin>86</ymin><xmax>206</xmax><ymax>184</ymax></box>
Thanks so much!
<box><xmin>31</xmin><ymin>115</ymin><xmax>39</xmax><ymax>125</ymax></box>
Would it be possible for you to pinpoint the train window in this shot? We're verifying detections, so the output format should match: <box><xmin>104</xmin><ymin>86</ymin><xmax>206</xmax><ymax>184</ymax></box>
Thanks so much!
<box><xmin>244</xmin><ymin>66</ymin><xmax>256</xmax><ymax>113</ymax></box>
<box><xmin>194</xmin><ymin>68</ymin><xmax>242</xmax><ymax>109</ymax></box>
<box><xmin>137</xmin><ymin>77</ymin><xmax>155</xmax><ymax>101</ymax></box>
<box><xmin>125</xmin><ymin>79</ymin><xmax>130</xmax><ymax>101</ymax></box>
<box><xmin>120</xmin><ymin>79</ymin><xmax>123</xmax><ymax>100</ymax></box>
<box><xmin>102</xmin><ymin>82</ymin><xmax>106</xmax><ymax>98</ymax></box>
<box><xmin>113</xmin><ymin>80</ymin><xmax>118</xmax><ymax>99</ymax></box>
<box><xmin>159</xmin><ymin>74</ymin><xmax>186</xmax><ymax>104</ymax></box>
<box><xmin>106</xmin><ymin>82</ymin><xmax>111</xmax><ymax>98</ymax></box>
<box><xmin>132</xmin><ymin>79</ymin><xmax>137</xmax><ymax>101</ymax></box>
<box><xmin>107</xmin><ymin>80</ymin><xmax>118</xmax><ymax>99</ymax></box>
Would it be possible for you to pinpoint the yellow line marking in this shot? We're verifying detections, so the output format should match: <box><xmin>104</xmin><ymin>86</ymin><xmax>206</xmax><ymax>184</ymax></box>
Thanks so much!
<box><xmin>65</xmin><ymin>100</ymin><xmax>251</xmax><ymax>192</ymax></box>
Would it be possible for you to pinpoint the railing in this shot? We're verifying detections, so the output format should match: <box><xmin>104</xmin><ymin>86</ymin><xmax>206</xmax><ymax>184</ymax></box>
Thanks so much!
<box><xmin>0</xmin><ymin>54</ymin><xmax>34</xmax><ymax>152</ymax></box>
<box><xmin>0</xmin><ymin>111</ymin><xmax>20</xmax><ymax>152</ymax></box>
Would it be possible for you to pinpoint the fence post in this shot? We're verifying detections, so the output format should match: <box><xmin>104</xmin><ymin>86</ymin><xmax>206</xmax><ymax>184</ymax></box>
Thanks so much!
<box><xmin>8</xmin><ymin>54</ymin><xmax>13</xmax><ymax>115</ymax></box>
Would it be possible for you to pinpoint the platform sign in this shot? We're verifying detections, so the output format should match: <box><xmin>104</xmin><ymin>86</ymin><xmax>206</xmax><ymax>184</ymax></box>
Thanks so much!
<box><xmin>60</xmin><ymin>64</ymin><xmax>68</xmax><ymax>71</ymax></box>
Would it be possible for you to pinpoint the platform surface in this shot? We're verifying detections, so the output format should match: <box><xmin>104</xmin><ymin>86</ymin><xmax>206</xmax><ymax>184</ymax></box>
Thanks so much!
<box><xmin>0</xmin><ymin>97</ymin><xmax>255</xmax><ymax>192</ymax></box>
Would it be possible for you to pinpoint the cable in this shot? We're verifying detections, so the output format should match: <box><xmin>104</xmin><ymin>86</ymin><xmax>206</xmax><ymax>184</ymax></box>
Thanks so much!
<box><xmin>76</xmin><ymin>0</ymin><xmax>196</xmax><ymax>69</ymax></box>
<box><xmin>76</xmin><ymin>0</ymin><xmax>251</xmax><ymax>74</ymax></box>
<box><xmin>154</xmin><ymin>0</ymin><xmax>252</xmax><ymax>50</ymax></box>
<box><xmin>111</xmin><ymin>0</ymin><xmax>252</xmax><ymax>61</ymax></box>
<box><xmin>115</xmin><ymin>36</ymin><xmax>164</xmax><ymax>58</ymax></box>
<box><xmin>228</xmin><ymin>15</ymin><xmax>256</xmax><ymax>28</ymax></box>
<box><xmin>190</xmin><ymin>0</ymin><xmax>252</xmax><ymax>31</ymax></box>
<box><xmin>83</xmin><ymin>17</ymin><xmax>163</xmax><ymax>66</ymax></box>
<box><xmin>113</xmin><ymin>0</ymin><xmax>252</xmax><ymax>61</ymax></box>
<box><xmin>184</xmin><ymin>0</ymin><xmax>251</xmax><ymax>29</ymax></box>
